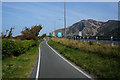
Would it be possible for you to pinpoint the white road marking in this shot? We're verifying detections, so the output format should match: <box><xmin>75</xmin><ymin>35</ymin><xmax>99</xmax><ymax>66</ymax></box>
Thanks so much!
<box><xmin>46</xmin><ymin>39</ymin><xmax>92</xmax><ymax>79</ymax></box>
<box><xmin>36</xmin><ymin>42</ymin><xmax>43</xmax><ymax>80</ymax></box>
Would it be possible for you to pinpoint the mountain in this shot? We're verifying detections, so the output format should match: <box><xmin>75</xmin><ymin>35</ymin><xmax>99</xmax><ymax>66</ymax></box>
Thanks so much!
<box><xmin>96</xmin><ymin>20</ymin><xmax>120</xmax><ymax>36</ymax></box>
<box><xmin>54</xmin><ymin>19</ymin><xmax>120</xmax><ymax>37</ymax></box>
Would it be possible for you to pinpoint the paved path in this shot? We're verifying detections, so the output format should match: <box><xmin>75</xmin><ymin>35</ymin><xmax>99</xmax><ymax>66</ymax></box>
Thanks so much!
<box><xmin>34</xmin><ymin>37</ymin><xmax>91</xmax><ymax>79</ymax></box>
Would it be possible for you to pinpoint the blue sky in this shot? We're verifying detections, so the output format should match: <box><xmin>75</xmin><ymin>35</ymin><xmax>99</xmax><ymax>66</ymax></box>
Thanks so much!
<box><xmin>2</xmin><ymin>2</ymin><xmax>118</xmax><ymax>36</ymax></box>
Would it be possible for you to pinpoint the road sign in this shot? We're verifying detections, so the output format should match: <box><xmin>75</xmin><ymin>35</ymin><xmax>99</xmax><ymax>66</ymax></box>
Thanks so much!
<box><xmin>49</xmin><ymin>33</ymin><xmax>52</xmax><ymax>36</ymax></box>
<box><xmin>79</xmin><ymin>31</ymin><xmax>82</xmax><ymax>36</ymax></box>
<box><xmin>52</xmin><ymin>32</ymin><xmax>55</xmax><ymax>36</ymax></box>
<box><xmin>57</xmin><ymin>32</ymin><xmax>62</xmax><ymax>37</ymax></box>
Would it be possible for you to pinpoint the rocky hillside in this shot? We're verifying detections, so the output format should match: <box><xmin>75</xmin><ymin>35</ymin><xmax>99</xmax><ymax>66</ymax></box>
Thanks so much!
<box><xmin>54</xmin><ymin>19</ymin><xmax>120</xmax><ymax>36</ymax></box>
<box><xmin>96</xmin><ymin>20</ymin><xmax>120</xmax><ymax>36</ymax></box>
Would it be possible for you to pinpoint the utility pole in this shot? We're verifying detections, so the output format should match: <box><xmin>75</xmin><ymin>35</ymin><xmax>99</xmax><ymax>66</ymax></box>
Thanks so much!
<box><xmin>64</xmin><ymin>1</ymin><xmax>66</xmax><ymax>39</ymax></box>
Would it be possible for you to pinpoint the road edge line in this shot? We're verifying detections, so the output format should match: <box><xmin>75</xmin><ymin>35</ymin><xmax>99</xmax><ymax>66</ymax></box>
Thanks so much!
<box><xmin>46</xmin><ymin>41</ymin><xmax>92</xmax><ymax>79</ymax></box>
<box><xmin>36</xmin><ymin>42</ymin><xmax>42</xmax><ymax>80</ymax></box>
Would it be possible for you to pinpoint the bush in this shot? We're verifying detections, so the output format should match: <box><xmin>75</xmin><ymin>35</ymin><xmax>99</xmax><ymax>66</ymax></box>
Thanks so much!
<box><xmin>14</xmin><ymin>40</ymin><xmax>36</xmax><ymax>56</ymax></box>
<box><xmin>2</xmin><ymin>39</ymin><xmax>36</xmax><ymax>59</ymax></box>
<box><xmin>2</xmin><ymin>39</ymin><xmax>15</xmax><ymax>58</ymax></box>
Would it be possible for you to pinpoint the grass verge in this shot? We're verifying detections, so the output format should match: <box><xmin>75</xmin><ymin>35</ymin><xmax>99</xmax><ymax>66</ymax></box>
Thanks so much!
<box><xmin>48</xmin><ymin>38</ymin><xmax>120</xmax><ymax>79</ymax></box>
<box><xmin>0</xmin><ymin>39</ymin><xmax>2</xmax><ymax>79</ymax></box>
<box><xmin>2</xmin><ymin>40</ymin><xmax>42</xmax><ymax>78</ymax></box>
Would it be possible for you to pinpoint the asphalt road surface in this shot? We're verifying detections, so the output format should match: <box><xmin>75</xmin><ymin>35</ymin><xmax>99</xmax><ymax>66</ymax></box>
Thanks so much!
<box><xmin>33</xmin><ymin>37</ymin><xmax>92</xmax><ymax>79</ymax></box>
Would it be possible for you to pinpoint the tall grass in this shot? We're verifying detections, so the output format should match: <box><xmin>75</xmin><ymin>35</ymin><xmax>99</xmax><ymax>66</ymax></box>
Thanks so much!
<box><xmin>51</xmin><ymin>38</ymin><xmax>120</xmax><ymax>58</ymax></box>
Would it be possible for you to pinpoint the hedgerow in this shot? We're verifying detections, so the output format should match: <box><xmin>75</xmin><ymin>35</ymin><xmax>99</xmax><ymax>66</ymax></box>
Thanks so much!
<box><xmin>2</xmin><ymin>39</ymin><xmax>36</xmax><ymax>59</ymax></box>
<box><xmin>2</xmin><ymin>39</ymin><xmax>15</xmax><ymax>58</ymax></box>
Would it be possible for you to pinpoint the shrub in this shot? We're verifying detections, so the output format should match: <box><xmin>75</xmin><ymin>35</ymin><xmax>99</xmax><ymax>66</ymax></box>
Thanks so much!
<box><xmin>2</xmin><ymin>39</ymin><xmax>36</xmax><ymax>59</ymax></box>
<box><xmin>14</xmin><ymin>40</ymin><xmax>36</xmax><ymax>56</ymax></box>
<box><xmin>2</xmin><ymin>39</ymin><xmax>15</xmax><ymax>58</ymax></box>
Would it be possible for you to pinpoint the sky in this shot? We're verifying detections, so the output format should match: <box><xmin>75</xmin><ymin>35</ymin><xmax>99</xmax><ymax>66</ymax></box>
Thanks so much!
<box><xmin>1</xmin><ymin>0</ymin><xmax>120</xmax><ymax>2</ymax></box>
<box><xmin>2</xmin><ymin>2</ymin><xmax>118</xmax><ymax>36</ymax></box>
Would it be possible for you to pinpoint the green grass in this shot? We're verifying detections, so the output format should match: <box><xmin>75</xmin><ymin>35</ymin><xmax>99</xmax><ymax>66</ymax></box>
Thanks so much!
<box><xmin>2</xmin><ymin>41</ymin><xmax>42</xmax><ymax>78</ymax></box>
<box><xmin>0</xmin><ymin>39</ymin><xmax>1</xmax><ymax>79</ymax></box>
<box><xmin>48</xmin><ymin>38</ymin><xmax>120</xmax><ymax>79</ymax></box>
<box><xmin>51</xmin><ymin>38</ymin><xmax>120</xmax><ymax>58</ymax></box>
<box><xmin>2</xmin><ymin>39</ymin><xmax>36</xmax><ymax>59</ymax></box>
<box><xmin>0</xmin><ymin>39</ymin><xmax>1</xmax><ymax>50</ymax></box>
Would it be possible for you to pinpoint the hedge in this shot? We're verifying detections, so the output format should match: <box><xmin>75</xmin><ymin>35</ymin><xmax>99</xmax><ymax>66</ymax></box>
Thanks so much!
<box><xmin>2</xmin><ymin>39</ymin><xmax>36</xmax><ymax>59</ymax></box>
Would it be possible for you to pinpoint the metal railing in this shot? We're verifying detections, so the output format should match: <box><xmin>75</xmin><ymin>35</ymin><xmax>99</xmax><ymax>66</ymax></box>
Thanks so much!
<box><xmin>66</xmin><ymin>36</ymin><xmax>120</xmax><ymax>46</ymax></box>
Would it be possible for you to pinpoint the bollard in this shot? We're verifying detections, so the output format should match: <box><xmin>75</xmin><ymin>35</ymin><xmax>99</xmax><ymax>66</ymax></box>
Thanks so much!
<box><xmin>111</xmin><ymin>36</ymin><xmax>114</xmax><ymax>46</ymax></box>
<box><xmin>83</xmin><ymin>37</ymin><xmax>85</xmax><ymax>42</ymax></box>
<box><xmin>83</xmin><ymin>37</ymin><xmax>84</xmax><ymax>42</ymax></box>
<box><xmin>80</xmin><ymin>36</ymin><xmax>81</xmax><ymax>41</ymax></box>
<box><xmin>87</xmin><ymin>36</ymin><xmax>89</xmax><ymax>42</ymax></box>
<box><xmin>96</xmin><ymin>36</ymin><xmax>98</xmax><ymax>43</ymax></box>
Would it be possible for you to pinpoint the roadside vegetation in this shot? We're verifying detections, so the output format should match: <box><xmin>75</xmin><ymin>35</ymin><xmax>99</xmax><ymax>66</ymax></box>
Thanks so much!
<box><xmin>0</xmin><ymin>38</ymin><xmax>1</xmax><ymax>52</ymax></box>
<box><xmin>48</xmin><ymin>37</ymin><xmax>120</xmax><ymax>79</ymax></box>
<box><xmin>2</xmin><ymin>39</ymin><xmax>36</xmax><ymax>59</ymax></box>
<box><xmin>0</xmin><ymin>38</ymin><xmax>2</xmax><ymax>79</ymax></box>
<box><xmin>2</xmin><ymin>25</ymin><xmax>46</xmax><ymax>78</ymax></box>
<box><xmin>51</xmin><ymin>38</ymin><xmax>120</xmax><ymax>58</ymax></box>
<box><xmin>2</xmin><ymin>40</ymin><xmax>42</xmax><ymax>78</ymax></box>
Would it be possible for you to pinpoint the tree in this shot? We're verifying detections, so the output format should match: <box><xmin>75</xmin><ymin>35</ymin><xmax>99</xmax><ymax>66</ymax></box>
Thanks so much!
<box><xmin>6</xmin><ymin>30</ymin><xmax>9</xmax><ymax>36</ymax></box>
<box><xmin>7</xmin><ymin>27</ymin><xmax>14</xmax><ymax>38</ymax></box>
<box><xmin>1</xmin><ymin>27</ymin><xmax>14</xmax><ymax>39</ymax></box>
<box><xmin>21</xmin><ymin>25</ymin><xmax>42</xmax><ymax>40</ymax></box>
<box><xmin>1</xmin><ymin>32</ymin><xmax>6</xmax><ymax>39</ymax></box>
<box><xmin>41</xmin><ymin>34</ymin><xmax>46</xmax><ymax>38</ymax></box>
